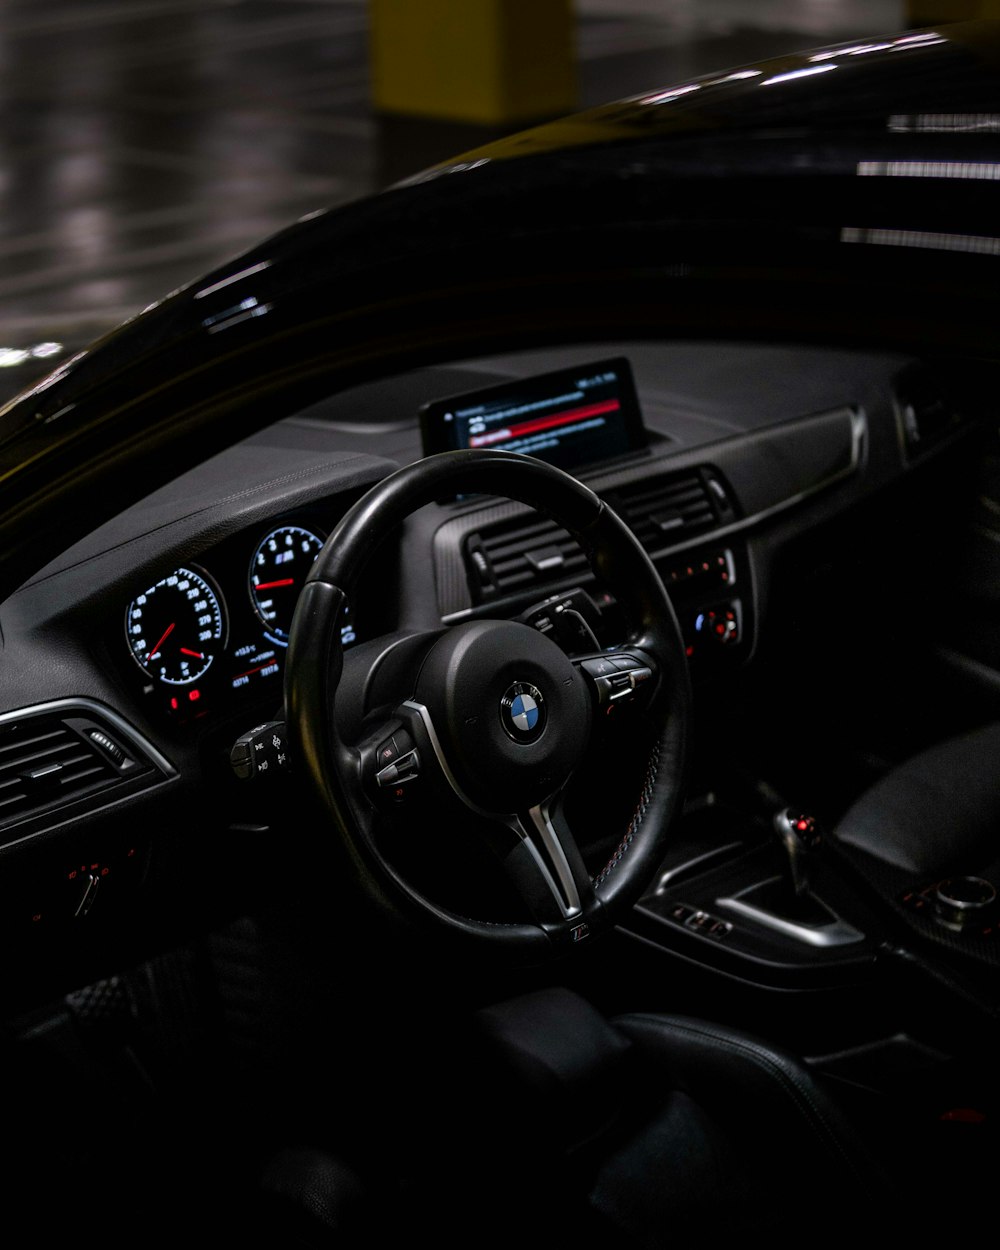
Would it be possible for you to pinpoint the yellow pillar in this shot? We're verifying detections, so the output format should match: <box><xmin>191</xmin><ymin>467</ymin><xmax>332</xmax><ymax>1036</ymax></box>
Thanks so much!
<box><xmin>369</xmin><ymin>0</ymin><xmax>577</xmax><ymax>125</ymax></box>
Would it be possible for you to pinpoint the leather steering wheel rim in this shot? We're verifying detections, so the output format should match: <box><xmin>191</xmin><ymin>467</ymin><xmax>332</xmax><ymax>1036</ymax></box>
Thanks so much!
<box><xmin>285</xmin><ymin>448</ymin><xmax>691</xmax><ymax>960</ymax></box>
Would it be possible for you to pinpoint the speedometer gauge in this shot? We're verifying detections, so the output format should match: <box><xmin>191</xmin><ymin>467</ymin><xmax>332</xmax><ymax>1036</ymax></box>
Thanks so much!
<box><xmin>125</xmin><ymin>566</ymin><xmax>226</xmax><ymax>684</ymax></box>
<box><xmin>249</xmin><ymin>525</ymin><xmax>325</xmax><ymax>643</ymax></box>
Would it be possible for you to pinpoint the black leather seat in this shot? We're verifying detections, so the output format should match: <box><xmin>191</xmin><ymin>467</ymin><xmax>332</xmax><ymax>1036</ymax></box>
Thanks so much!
<box><xmin>591</xmin><ymin>1011</ymin><xmax>888</xmax><ymax>1241</ymax></box>
<box><xmin>257</xmin><ymin>986</ymin><xmax>896</xmax><ymax>1246</ymax></box>
<box><xmin>833</xmin><ymin>720</ymin><xmax>1000</xmax><ymax>878</ymax></box>
<box><xmin>471</xmin><ymin>988</ymin><xmax>891</xmax><ymax>1245</ymax></box>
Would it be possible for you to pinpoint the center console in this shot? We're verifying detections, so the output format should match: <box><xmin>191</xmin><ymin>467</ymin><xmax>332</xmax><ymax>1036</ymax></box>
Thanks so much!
<box><xmin>627</xmin><ymin>788</ymin><xmax>884</xmax><ymax>991</ymax></box>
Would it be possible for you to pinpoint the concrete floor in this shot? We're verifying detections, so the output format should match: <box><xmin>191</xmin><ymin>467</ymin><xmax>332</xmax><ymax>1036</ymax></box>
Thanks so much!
<box><xmin>0</xmin><ymin>0</ymin><xmax>907</xmax><ymax>400</ymax></box>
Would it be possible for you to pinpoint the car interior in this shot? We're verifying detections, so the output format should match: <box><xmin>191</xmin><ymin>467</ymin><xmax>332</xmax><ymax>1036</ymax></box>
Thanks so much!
<box><xmin>1</xmin><ymin>315</ymin><xmax>998</xmax><ymax>1242</ymax></box>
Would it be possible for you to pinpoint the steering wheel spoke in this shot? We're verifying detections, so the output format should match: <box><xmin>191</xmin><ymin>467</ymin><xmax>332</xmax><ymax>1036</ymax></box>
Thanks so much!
<box><xmin>500</xmin><ymin>795</ymin><xmax>600</xmax><ymax>933</ymax></box>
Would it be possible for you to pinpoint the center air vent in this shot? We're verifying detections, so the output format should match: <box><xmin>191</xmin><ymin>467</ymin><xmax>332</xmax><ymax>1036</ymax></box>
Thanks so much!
<box><xmin>607</xmin><ymin>468</ymin><xmax>736</xmax><ymax>551</ymax></box>
<box><xmin>0</xmin><ymin>702</ymin><xmax>172</xmax><ymax>838</ymax></box>
<box><xmin>465</xmin><ymin>466</ymin><xmax>738</xmax><ymax>602</ymax></box>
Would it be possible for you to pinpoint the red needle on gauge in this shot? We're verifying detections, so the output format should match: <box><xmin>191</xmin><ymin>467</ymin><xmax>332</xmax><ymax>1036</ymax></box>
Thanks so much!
<box><xmin>148</xmin><ymin>621</ymin><xmax>175</xmax><ymax>661</ymax></box>
<box><xmin>235</xmin><ymin>663</ymin><xmax>271</xmax><ymax>680</ymax></box>
<box><xmin>255</xmin><ymin>578</ymin><xmax>295</xmax><ymax>590</ymax></box>
<box><xmin>180</xmin><ymin>648</ymin><xmax>204</xmax><ymax>658</ymax></box>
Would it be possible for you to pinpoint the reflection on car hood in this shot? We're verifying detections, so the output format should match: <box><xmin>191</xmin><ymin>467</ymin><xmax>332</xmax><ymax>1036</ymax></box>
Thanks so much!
<box><xmin>0</xmin><ymin>20</ymin><xmax>998</xmax><ymax>603</ymax></box>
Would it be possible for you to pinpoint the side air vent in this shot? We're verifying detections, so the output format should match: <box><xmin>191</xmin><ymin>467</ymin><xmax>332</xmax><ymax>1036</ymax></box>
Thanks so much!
<box><xmin>465</xmin><ymin>467</ymin><xmax>738</xmax><ymax>602</ymax></box>
<box><xmin>0</xmin><ymin>702</ymin><xmax>171</xmax><ymax>836</ymax></box>
<box><xmin>896</xmin><ymin>368</ymin><xmax>963</xmax><ymax>460</ymax></box>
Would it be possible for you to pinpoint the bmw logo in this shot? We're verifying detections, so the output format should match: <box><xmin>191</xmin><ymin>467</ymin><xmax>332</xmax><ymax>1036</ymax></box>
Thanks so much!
<box><xmin>500</xmin><ymin>681</ymin><xmax>546</xmax><ymax>743</ymax></box>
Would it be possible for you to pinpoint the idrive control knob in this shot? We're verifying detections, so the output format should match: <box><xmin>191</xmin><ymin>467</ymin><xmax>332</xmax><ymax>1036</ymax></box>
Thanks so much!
<box><xmin>934</xmin><ymin>876</ymin><xmax>996</xmax><ymax>930</ymax></box>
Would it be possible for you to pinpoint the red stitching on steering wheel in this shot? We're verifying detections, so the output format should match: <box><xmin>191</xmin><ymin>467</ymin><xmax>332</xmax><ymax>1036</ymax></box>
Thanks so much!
<box><xmin>593</xmin><ymin>740</ymin><xmax>661</xmax><ymax>888</ymax></box>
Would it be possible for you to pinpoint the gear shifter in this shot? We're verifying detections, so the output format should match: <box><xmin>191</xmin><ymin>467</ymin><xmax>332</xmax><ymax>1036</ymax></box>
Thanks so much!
<box><xmin>714</xmin><ymin>804</ymin><xmax>863</xmax><ymax>946</ymax></box>
<box><xmin>772</xmin><ymin>809</ymin><xmax>822</xmax><ymax>898</ymax></box>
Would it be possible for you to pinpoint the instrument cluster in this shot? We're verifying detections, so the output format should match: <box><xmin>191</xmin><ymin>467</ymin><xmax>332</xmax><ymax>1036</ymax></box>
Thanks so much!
<box><xmin>122</xmin><ymin>515</ymin><xmax>356</xmax><ymax>726</ymax></box>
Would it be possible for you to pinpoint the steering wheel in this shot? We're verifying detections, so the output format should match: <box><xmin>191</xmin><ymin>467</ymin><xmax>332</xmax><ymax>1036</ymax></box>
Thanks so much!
<box><xmin>285</xmin><ymin>449</ymin><xmax>691</xmax><ymax>960</ymax></box>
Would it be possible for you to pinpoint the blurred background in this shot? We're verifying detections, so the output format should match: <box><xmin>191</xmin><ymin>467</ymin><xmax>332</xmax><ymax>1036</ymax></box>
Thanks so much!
<box><xmin>0</xmin><ymin>0</ymin><xmax>968</xmax><ymax>401</ymax></box>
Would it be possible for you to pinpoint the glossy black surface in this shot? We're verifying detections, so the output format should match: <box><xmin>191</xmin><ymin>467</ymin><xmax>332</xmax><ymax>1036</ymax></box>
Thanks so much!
<box><xmin>0</xmin><ymin>0</ymin><xmax>903</xmax><ymax>396</ymax></box>
<box><xmin>1</xmin><ymin>22</ymin><xmax>998</xmax><ymax>607</ymax></box>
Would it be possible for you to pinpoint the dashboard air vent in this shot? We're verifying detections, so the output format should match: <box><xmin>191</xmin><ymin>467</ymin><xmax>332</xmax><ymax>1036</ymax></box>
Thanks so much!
<box><xmin>469</xmin><ymin>515</ymin><xmax>591</xmax><ymax>599</ymax></box>
<box><xmin>465</xmin><ymin>466</ymin><xmax>738</xmax><ymax>602</ymax></box>
<box><xmin>0</xmin><ymin>704</ymin><xmax>167</xmax><ymax>834</ymax></box>
<box><xmin>606</xmin><ymin>468</ymin><xmax>736</xmax><ymax>553</ymax></box>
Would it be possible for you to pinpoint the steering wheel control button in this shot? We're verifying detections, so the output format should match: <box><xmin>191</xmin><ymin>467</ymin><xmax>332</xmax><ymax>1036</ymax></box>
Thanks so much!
<box><xmin>376</xmin><ymin>749</ymin><xmax>421</xmax><ymax>789</ymax></box>
<box><xmin>229</xmin><ymin>721</ymin><xmax>290</xmax><ymax>780</ymax></box>
<box><xmin>583</xmin><ymin>655</ymin><xmax>654</xmax><ymax>711</ymax></box>
<box><xmin>500</xmin><ymin>682</ymin><xmax>546</xmax><ymax>744</ymax></box>
<box><xmin>581</xmin><ymin>656</ymin><xmax>618</xmax><ymax>679</ymax></box>
<box><xmin>376</xmin><ymin>731</ymin><xmax>412</xmax><ymax>767</ymax></box>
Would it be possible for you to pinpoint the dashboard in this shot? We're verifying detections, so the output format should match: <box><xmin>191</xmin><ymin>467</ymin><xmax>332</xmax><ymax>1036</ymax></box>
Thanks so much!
<box><xmin>75</xmin><ymin>338</ymin><xmax>935</xmax><ymax>737</ymax></box>
<box><xmin>0</xmin><ymin>336</ymin><xmax>981</xmax><ymax>1006</ymax></box>
<box><xmin>9</xmin><ymin>337</ymin><xmax>970</xmax><ymax>748</ymax></box>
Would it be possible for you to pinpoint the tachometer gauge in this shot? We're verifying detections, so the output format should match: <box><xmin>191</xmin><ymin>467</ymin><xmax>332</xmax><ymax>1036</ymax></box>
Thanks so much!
<box><xmin>249</xmin><ymin>524</ymin><xmax>325</xmax><ymax>644</ymax></box>
<box><xmin>125</xmin><ymin>566</ymin><xmax>226</xmax><ymax>685</ymax></box>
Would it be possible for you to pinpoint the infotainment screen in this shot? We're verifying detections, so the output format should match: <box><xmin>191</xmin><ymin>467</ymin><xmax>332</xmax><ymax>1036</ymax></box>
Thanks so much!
<box><xmin>419</xmin><ymin>357</ymin><xmax>646</xmax><ymax>496</ymax></box>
